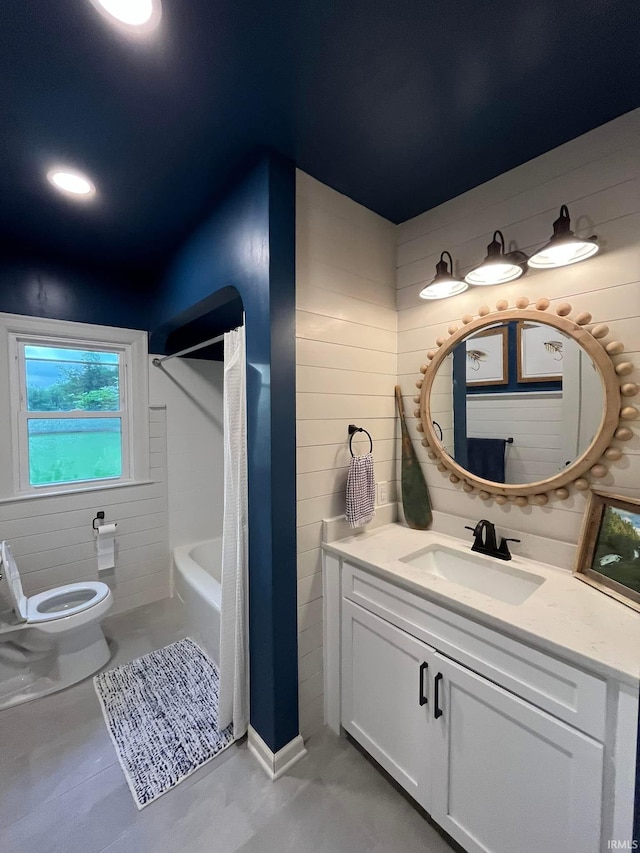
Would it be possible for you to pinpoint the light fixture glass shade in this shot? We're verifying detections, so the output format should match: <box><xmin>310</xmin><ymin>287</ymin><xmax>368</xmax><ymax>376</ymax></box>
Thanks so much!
<box><xmin>419</xmin><ymin>251</ymin><xmax>468</xmax><ymax>300</ymax></box>
<box><xmin>89</xmin><ymin>0</ymin><xmax>162</xmax><ymax>32</ymax></box>
<box><xmin>528</xmin><ymin>205</ymin><xmax>598</xmax><ymax>269</ymax></box>
<box><xmin>465</xmin><ymin>261</ymin><xmax>523</xmax><ymax>285</ymax></box>
<box><xmin>419</xmin><ymin>279</ymin><xmax>468</xmax><ymax>300</ymax></box>
<box><xmin>465</xmin><ymin>230</ymin><xmax>526</xmax><ymax>286</ymax></box>
<box><xmin>47</xmin><ymin>168</ymin><xmax>96</xmax><ymax>199</ymax></box>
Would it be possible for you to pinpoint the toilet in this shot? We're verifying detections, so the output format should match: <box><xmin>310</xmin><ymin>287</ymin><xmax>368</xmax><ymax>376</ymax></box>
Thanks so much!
<box><xmin>0</xmin><ymin>541</ymin><xmax>113</xmax><ymax>710</ymax></box>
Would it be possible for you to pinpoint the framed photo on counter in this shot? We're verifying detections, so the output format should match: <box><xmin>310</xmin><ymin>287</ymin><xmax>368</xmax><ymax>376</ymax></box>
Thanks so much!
<box><xmin>574</xmin><ymin>489</ymin><xmax>640</xmax><ymax>611</ymax></box>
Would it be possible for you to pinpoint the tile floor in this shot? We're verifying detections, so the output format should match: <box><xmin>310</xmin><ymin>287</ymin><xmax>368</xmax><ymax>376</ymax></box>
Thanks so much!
<box><xmin>0</xmin><ymin>597</ymin><xmax>455</xmax><ymax>853</ymax></box>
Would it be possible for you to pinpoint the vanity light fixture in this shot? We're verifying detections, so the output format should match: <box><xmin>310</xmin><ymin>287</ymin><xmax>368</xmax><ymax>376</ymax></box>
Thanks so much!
<box><xmin>46</xmin><ymin>168</ymin><xmax>96</xmax><ymax>199</ymax></box>
<box><xmin>528</xmin><ymin>204</ymin><xmax>599</xmax><ymax>269</ymax></box>
<box><xmin>419</xmin><ymin>251</ymin><xmax>468</xmax><ymax>300</ymax></box>
<box><xmin>464</xmin><ymin>230</ymin><xmax>528</xmax><ymax>286</ymax></box>
<box><xmin>88</xmin><ymin>0</ymin><xmax>162</xmax><ymax>33</ymax></box>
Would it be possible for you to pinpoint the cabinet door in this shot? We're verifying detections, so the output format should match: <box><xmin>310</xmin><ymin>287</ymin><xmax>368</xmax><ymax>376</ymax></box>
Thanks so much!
<box><xmin>341</xmin><ymin>599</ymin><xmax>434</xmax><ymax>811</ymax></box>
<box><xmin>430</xmin><ymin>652</ymin><xmax>604</xmax><ymax>853</ymax></box>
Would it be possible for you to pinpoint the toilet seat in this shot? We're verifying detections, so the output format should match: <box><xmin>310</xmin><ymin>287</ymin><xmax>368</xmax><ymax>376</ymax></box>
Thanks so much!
<box><xmin>1</xmin><ymin>542</ymin><xmax>111</xmax><ymax>626</ymax></box>
<box><xmin>26</xmin><ymin>582</ymin><xmax>110</xmax><ymax>624</ymax></box>
<box><xmin>0</xmin><ymin>541</ymin><xmax>28</xmax><ymax>622</ymax></box>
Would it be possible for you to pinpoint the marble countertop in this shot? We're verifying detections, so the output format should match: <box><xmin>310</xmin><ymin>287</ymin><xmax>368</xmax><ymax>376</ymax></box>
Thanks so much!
<box><xmin>323</xmin><ymin>523</ymin><xmax>640</xmax><ymax>686</ymax></box>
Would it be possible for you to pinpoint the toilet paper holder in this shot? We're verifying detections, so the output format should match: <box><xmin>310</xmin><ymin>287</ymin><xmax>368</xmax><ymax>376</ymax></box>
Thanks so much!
<box><xmin>92</xmin><ymin>512</ymin><xmax>117</xmax><ymax>532</ymax></box>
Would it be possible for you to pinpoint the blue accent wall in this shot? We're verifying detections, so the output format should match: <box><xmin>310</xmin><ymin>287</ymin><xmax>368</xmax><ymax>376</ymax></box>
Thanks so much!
<box><xmin>0</xmin><ymin>249</ymin><xmax>156</xmax><ymax>331</ymax></box>
<box><xmin>151</xmin><ymin>154</ymin><xmax>299</xmax><ymax>753</ymax></box>
<box><xmin>452</xmin><ymin>344</ymin><xmax>468</xmax><ymax>470</ymax></box>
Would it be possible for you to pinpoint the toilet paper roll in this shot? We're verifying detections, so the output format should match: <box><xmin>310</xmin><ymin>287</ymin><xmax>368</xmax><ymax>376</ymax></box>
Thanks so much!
<box><xmin>96</xmin><ymin>523</ymin><xmax>117</xmax><ymax>571</ymax></box>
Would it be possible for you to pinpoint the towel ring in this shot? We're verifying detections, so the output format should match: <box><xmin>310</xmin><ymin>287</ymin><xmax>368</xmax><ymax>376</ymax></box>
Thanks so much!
<box><xmin>348</xmin><ymin>424</ymin><xmax>373</xmax><ymax>457</ymax></box>
<box><xmin>432</xmin><ymin>421</ymin><xmax>443</xmax><ymax>442</ymax></box>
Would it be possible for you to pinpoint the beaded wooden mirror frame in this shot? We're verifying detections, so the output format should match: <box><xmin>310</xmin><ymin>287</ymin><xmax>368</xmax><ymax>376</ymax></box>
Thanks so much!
<box><xmin>415</xmin><ymin>297</ymin><xmax>639</xmax><ymax>507</ymax></box>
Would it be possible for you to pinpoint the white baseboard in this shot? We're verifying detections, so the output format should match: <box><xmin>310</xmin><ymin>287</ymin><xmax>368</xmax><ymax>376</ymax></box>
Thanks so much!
<box><xmin>247</xmin><ymin>726</ymin><xmax>307</xmax><ymax>780</ymax></box>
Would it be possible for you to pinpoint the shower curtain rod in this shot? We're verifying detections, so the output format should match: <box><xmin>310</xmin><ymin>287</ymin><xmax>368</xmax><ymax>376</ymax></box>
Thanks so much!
<box><xmin>152</xmin><ymin>332</ymin><xmax>226</xmax><ymax>367</ymax></box>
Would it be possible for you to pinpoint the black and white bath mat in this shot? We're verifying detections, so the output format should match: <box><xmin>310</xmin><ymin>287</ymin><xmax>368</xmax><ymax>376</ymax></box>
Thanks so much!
<box><xmin>94</xmin><ymin>638</ymin><xmax>234</xmax><ymax>809</ymax></box>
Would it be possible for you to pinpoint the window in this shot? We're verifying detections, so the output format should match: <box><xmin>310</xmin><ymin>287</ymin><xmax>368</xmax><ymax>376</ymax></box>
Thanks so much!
<box><xmin>2</xmin><ymin>316</ymin><xmax>149</xmax><ymax>498</ymax></box>
<box><xmin>18</xmin><ymin>341</ymin><xmax>128</xmax><ymax>489</ymax></box>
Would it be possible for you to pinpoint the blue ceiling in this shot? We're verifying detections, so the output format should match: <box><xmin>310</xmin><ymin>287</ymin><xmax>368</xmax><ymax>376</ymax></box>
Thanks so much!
<box><xmin>1</xmin><ymin>0</ymin><xmax>638</xmax><ymax>272</ymax></box>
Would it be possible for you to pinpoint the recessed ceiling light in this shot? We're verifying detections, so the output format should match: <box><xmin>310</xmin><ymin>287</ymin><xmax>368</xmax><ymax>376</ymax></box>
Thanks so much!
<box><xmin>89</xmin><ymin>0</ymin><xmax>162</xmax><ymax>32</ymax></box>
<box><xmin>47</xmin><ymin>169</ymin><xmax>96</xmax><ymax>199</ymax></box>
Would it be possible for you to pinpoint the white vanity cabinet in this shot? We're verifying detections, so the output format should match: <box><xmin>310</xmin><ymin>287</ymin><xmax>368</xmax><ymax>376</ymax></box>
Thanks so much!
<box><xmin>324</xmin><ymin>551</ymin><xmax>637</xmax><ymax>853</ymax></box>
<box><xmin>341</xmin><ymin>599</ymin><xmax>435</xmax><ymax>811</ymax></box>
<box><xmin>428</xmin><ymin>651</ymin><xmax>603</xmax><ymax>853</ymax></box>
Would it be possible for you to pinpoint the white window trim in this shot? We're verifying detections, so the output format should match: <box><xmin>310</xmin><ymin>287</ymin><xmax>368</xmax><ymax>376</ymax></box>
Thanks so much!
<box><xmin>12</xmin><ymin>335</ymin><xmax>132</xmax><ymax>493</ymax></box>
<box><xmin>0</xmin><ymin>313</ymin><xmax>149</xmax><ymax>501</ymax></box>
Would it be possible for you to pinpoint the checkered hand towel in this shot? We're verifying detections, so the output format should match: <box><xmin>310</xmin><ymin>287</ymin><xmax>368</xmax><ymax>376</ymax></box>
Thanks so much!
<box><xmin>345</xmin><ymin>452</ymin><xmax>375</xmax><ymax>528</ymax></box>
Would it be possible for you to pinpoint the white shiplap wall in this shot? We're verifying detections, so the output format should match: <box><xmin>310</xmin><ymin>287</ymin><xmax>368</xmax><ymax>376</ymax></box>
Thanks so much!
<box><xmin>296</xmin><ymin>170</ymin><xmax>397</xmax><ymax>736</ymax></box>
<box><xmin>0</xmin><ymin>406</ymin><xmax>170</xmax><ymax>616</ymax></box>
<box><xmin>466</xmin><ymin>393</ymin><xmax>564</xmax><ymax>483</ymax></box>
<box><xmin>149</xmin><ymin>356</ymin><xmax>224</xmax><ymax>551</ymax></box>
<box><xmin>397</xmin><ymin>109</ymin><xmax>640</xmax><ymax>559</ymax></box>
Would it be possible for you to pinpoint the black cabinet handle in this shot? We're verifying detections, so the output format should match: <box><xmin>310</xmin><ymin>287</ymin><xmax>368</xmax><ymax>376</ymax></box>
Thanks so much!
<box><xmin>419</xmin><ymin>662</ymin><xmax>428</xmax><ymax>706</ymax></box>
<box><xmin>434</xmin><ymin>672</ymin><xmax>443</xmax><ymax>719</ymax></box>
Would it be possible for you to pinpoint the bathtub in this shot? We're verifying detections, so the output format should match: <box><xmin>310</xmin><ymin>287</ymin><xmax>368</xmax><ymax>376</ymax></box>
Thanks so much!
<box><xmin>173</xmin><ymin>537</ymin><xmax>222</xmax><ymax>665</ymax></box>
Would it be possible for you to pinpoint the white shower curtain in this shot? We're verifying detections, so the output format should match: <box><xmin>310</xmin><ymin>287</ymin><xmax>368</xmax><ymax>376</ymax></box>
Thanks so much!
<box><xmin>218</xmin><ymin>325</ymin><xmax>249</xmax><ymax>737</ymax></box>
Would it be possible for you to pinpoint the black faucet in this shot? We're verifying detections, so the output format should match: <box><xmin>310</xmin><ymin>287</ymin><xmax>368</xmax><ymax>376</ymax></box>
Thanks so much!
<box><xmin>465</xmin><ymin>520</ymin><xmax>520</xmax><ymax>561</ymax></box>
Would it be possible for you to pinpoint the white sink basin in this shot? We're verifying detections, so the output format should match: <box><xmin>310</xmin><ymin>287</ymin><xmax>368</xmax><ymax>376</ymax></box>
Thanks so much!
<box><xmin>400</xmin><ymin>544</ymin><xmax>545</xmax><ymax>605</ymax></box>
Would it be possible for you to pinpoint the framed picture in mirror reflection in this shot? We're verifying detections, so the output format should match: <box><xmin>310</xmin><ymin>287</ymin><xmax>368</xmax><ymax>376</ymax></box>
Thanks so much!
<box><xmin>517</xmin><ymin>321</ymin><xmax>565</xmax><ymax>382</ymax></box>
<box><xmin>574</xmin><ymin>489</ymin><xmax>640</xmax><ymax>612</ymax></box>
<box><xmin>465</xmin><ymin>326</ymin><xmax>508</xmax><ymax>386</ymax></box>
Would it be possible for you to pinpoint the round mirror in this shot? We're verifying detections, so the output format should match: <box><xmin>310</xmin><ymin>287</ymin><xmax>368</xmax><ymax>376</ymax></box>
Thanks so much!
<box><xmin>419</xmin><ymin>302</ymin><xmax>638</xmax><ymax>504</ymax></box>
<box><xmin>430</xmin><ymin>319</ymin><xmax>603</xmax><ymax>485</ymax></box>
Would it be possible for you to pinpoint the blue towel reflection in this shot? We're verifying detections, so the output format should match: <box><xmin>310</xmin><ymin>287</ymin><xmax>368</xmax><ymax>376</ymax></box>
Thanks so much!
<box><xmin>467</xmin><ymin>438</ymin><xmax>507</xmax><ymax>483</ymax></box>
